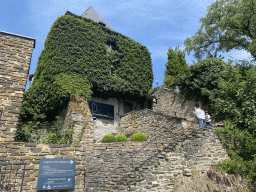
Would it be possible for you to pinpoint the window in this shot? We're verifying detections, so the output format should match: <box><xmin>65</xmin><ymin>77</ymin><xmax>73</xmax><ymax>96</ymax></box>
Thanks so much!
<box><xmin>123</xmin><ymin>100</ymin><xmax>133</xmax><ymax>114</ymax></box>
<box><xmin>88</xmin><ymin>101</ymin><xmax>114</xmax><ymax>119</ymax></box>
<box><xmin>106</xmin><ymin>44</ymin><xmax>110</xmax><ymax>51</ymax></box>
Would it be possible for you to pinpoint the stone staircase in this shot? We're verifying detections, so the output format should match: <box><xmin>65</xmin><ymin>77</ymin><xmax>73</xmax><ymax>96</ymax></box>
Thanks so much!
<box><xmin>85</xmin><ymin>120</ymin><xmax>226</xmax><ymax>192</ymax></box>
<box><xmin>124</xmin><ymin>123</ymin><xmax>226</xmax><ymax>192</ymax></box>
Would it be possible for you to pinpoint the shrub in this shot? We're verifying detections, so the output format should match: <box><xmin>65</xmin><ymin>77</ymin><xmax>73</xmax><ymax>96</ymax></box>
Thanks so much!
<box><xmin>116</xmin><ymin>135</ymin><xmax>128</xmax><ymax>142</ymax></box>
<box><xmin>214</xmin><ymin>119</ymin><xmax>256</xmax><ymax>182</ymax></box>
<box><xmin>131</xmin><ymin>133</ymin><xmax>147</xmax><ymax>141</ymax></box>
<box><xmin>176</xmin><ymin>58</ymin><xmax>230</xmax><ymax>118</ymax></box>
<box><xmin>15</xmin><ymin>116</ymin><xmax>75</xmax><ymax>144</ymax></box>
<box><xmin>102</xmin><ymin>134</ymin><xmax>116</xmax><ymax>143</ymax></box>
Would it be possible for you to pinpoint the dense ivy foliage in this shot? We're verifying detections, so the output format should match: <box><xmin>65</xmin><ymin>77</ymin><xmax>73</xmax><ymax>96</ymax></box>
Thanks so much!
<box><xmin>21</xmin><ymin>73</ymin><xmax>92</xmax><ymax>121</ymax></box>
<box><xmin>21</xmin><ymin>11</ymin><xmax>153</xmax><ymax>121</ymax></box>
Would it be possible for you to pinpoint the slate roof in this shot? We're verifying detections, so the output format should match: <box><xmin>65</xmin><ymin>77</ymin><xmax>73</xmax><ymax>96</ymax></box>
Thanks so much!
<box><xmin>81</xmin><ymin>6</ymin><xmax>113</xmax><ymax>30</ymax></box>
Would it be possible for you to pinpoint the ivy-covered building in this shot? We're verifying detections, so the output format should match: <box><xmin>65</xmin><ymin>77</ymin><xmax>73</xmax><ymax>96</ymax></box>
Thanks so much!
<box><xmin>21</xmin><ymin>7</ymin><xmax>153</xmax><ymax>136</ymax></box>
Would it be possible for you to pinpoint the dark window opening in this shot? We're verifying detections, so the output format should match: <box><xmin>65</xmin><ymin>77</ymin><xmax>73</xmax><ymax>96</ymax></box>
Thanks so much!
<box><xmin>99</xmin><ymin>21</ymin><xmax>106</xmax><ymax>27</ymax></box>
<box><xmin>88</xmin><ymin>101</ymin><xmax>114</xmax><ymax>119</ymax></box>
<box><xmin>106</xmin><ymin>40</ymin><xmax>117</xmax><ymax>51</ymax></box>
<box><xmin>123</xmin><ymin>100</ymin><xmax>133</xmax><ymax>114</ymax></box>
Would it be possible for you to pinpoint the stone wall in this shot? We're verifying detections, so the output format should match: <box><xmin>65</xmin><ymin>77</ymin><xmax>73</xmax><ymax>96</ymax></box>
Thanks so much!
<box><xmin>0</xmin><ymin>124</ymin><xmax>228</xmax><ymax>192</ymax></box>
<box><xmin>60</xmin><ymin>95</ymin><xmax>94</xmax><ymax>146</ymax></box>
<box><xmin>84</xmin><ymin>125</ymin><xmax>229</xmax><ymax>192</ymax></box>
<box><xmin>132</xmin><ymin>126</ymin><xmax>229</xmax><ymax>192</ymax></box>
<box><xmin>152</xmin><ymin>85</ymin><xmax>209</xmax><ymax>121</ymax></box>
<box><xmin>119</xmin><ymin>109</ymin><xmax>185</xmax><ymax>140</ymax></box>
<box><xmin>0</xmin><ymin>142</ymin><xmax>86</xmax><ymax>192</ymax></box>
<box><xmin>0</xmin><ymin>31</ymin><xmax>35</xmax><ymax>142</ymax></box>
<box><xmin>118</xmin><ymin>85</ymin><xmax>210</xmax><ymax>141</ymax></box>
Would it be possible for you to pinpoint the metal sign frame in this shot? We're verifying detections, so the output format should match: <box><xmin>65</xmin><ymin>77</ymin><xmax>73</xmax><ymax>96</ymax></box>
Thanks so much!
<box><xmin>37</xmin><ymin>158</ymin><xmax>76</xmax><ymax>191</ymax></box>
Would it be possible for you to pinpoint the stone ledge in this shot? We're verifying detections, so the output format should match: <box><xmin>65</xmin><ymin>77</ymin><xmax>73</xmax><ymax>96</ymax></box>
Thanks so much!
<box><xmin>0</xmin><ymin>31</ymin><xmax>36</xmax><ymax>48</ymax></box>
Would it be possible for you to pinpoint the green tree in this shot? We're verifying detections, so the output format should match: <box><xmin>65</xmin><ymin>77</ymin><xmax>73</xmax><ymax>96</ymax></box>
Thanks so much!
<box><xmin>163</xmin><ymin>46</ymin><xmax>188</xmax><ymax>86</ymax></box>
<box><xmin>213</xmin><ymin>65</ymin><xmax>256</xmax><ymax>183</ymax></box>
<box><xmin>176</xmin><ymin>58</ymin><xmax>230</xmax><ymax>115</ymax></box>
<box><xmin>214</xmin><ymin>63</ymin><xmax>256</xmax><ymax>132</ymax></box>
<box><xmin>184</xmin><ymin>0</ymin><xmax>256</xmax><ymax>61</ymax></box>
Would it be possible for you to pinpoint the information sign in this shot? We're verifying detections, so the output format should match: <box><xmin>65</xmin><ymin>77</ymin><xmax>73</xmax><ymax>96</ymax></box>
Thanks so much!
<box><xmin>37</xmin><ymin>159</ymin><xmax>76</xmax><ymax>191</ymax></box>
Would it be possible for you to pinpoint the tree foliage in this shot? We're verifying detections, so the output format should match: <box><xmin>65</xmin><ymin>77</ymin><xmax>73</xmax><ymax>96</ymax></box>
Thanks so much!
<box><xmin>213</xmin><ymin>62</ymin><xmax>256</xmax><ymax>132</ymax></box>
<box><xmin>163</xmin><ymin>46</ymin><xmax>188</xmax><ymax>86</ymax></box>
<box><xmin>184</xmin><ymin>0</ymin><xmax>256</xmax><ymax>61</ymax></box>
<box><xmin>176</xmin><ymin>58</ymin><xmax>230</xmax><ymax>113</ymax></box>
<box><xmin>172</xmin><ymin>55</ymin><xmax>256</xmax><ymax>183</ymax></box>
<box><xmin>215</xmin><ymin>120</ymin><xmax>256</xmax><ymax>183</ymax></box>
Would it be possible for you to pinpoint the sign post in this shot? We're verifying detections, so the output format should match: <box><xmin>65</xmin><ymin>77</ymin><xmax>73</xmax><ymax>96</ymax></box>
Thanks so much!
<box><xmin>37</xmin><ymin>159</ymin><xmax>76</xmax><ymax>191</ymax></box>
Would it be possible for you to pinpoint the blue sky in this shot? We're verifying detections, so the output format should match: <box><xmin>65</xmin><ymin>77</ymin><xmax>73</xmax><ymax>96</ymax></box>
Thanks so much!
<box><xmin>1</xmin><ymin>0</ymin><xmax>253</xmax><ymax>90</ymax></box>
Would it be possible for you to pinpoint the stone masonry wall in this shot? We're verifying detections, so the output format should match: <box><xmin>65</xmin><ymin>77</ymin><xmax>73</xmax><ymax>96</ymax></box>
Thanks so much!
<box><xmin>118</xmin><ymin>85</ymin><xmax>210</xmax><ymax>141</ymax></box>
<box><xmin>0</xmin><ymin>31</ymin><xmax>35</xmax><ymax>142</ymax></box>
<box><xmin>0</xmin><ymin>125</ymin><xmax>228</xmax><ymax>192</ymax></box>
<box><xmin>84</xmin><ymin>125</ymin><xmax>229</xmax><ymax>192</ymax></box>
<box><xmin>119</xmin><ymin>109</ymin><xmax>184</xmax><ymax>140</ymax></box>
<box><xmin>60</xmin><ymin>95</ymin><xmax>94</xmax><ymax>146</ymax></box>
<box><xmin>132</xmin><ymin>126</ymin><xmax>229</xmax><ymax>192</ymax></box>
<box><xmin>0</xmin><ymin>142</ymin><xmax>86</xmax><ymax>192</ymax></box>
<box><xmin>152</xmin><ymin>85</ymin><xmax>209</xmax><ymax>122</ymax></box>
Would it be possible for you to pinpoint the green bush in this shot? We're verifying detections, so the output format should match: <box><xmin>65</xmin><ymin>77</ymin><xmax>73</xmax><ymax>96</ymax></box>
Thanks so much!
<box><xmin>176</xmin><ymin>58</ymin><xmax>230</xmax><ymax>119</ymax></box>
<box><xmin>215</xmin><ymin>119</ymin><xmax>256</xmax><ymax>182</ymax></box>
<box><xmin>102</xmin><ymin>134</ymin><xmax>116</xmax><ymax>143</ymax></box>
<box><xmin>15</xmin><ymin>116</ymin><xmax>75</xmax><ymax>144</ymax></box>
<box><xmin>131</xmin><ymin>133</ymin><xmax>147</xmax><ymax>141</ymax></box>
<box><xmin>116</xmin><ymin>135</ymin><xmax>128</xmax><ymax>142</ymax></box>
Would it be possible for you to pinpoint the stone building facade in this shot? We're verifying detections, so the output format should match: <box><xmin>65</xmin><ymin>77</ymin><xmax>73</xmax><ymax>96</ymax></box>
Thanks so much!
<box><xmin>0</xmin><ymin>31</ymin><xmax>35</xmax><ymax>142</ymax></box>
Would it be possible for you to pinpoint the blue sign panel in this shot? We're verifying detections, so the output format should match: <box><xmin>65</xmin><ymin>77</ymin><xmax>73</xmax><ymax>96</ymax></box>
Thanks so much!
<box><xmin>37</xmin><ymin>159</ymin><xmax>76</xmax><ymax>191</ymax></box>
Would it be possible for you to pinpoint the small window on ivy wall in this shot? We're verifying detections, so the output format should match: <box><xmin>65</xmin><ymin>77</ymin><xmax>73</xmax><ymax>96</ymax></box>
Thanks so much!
<box><xmin>109</xmin><ymin>64</ymin><xmax>115</xmax><ymax>76</ymax></box>
<box><xmin>106</xmin><ymin>41</ymin><xmax>117</xmax><ymax>51</ymax></box>
<box><xmin>106</xmin><ymin>44</ymin><xmax>112</xmax><ymax>51</ymax></box>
